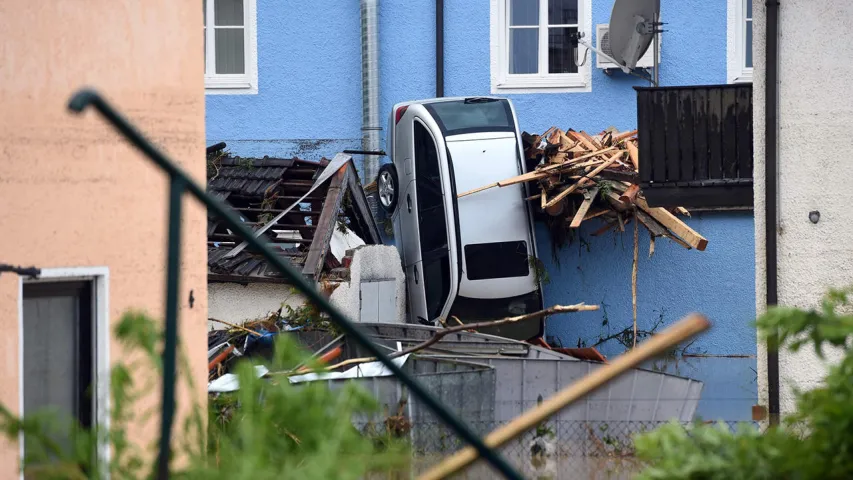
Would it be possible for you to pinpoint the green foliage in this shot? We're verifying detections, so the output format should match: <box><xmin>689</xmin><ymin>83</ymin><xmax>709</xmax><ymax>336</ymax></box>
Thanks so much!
<box><xmin>1</xmin><ymin>311</ymin><xmax>408</xmax><ymax>479</ymax></box>
<box><xmin>634</xmin><ymin>287</ymin><xmax>853</xmax><ymax>480</ymax></box>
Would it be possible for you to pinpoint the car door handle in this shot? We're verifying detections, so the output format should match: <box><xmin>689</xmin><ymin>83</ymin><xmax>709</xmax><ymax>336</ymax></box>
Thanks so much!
<box><xmin>407</xmin><ymin>194</ymin><xmax>412</xmax><ymax>213</ymax></box>
<box><xmin>413</xmin><ymin>265</ymin><xmax>419</xmax><ymax>284</ymax></box>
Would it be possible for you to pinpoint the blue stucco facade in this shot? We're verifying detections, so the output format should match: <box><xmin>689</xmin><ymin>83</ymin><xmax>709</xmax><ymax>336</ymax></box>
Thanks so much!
<box><xmin>206</xmin><ymin>0</ymin><xmax>756</xmax><ymax>421</ymax></box>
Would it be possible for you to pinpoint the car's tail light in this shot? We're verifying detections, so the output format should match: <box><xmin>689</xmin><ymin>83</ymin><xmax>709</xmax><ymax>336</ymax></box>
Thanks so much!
<box><xmin>395</xmin><ymin>105</ymin><xmax>408</xmax><ymax>124</ymax></box>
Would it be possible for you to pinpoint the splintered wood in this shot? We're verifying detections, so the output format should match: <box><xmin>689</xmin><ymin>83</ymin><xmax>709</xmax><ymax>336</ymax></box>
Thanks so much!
<box><xmin>457</xmin><ymin>127</ymin><xmax>708</xmax><ymax>251</ymax></box>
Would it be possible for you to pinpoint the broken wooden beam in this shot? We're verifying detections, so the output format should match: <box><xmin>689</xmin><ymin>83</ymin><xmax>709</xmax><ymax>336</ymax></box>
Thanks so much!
<box><xmin>635</xmin><ymin>196</ymin><xmax>709</xmax><ymax>251</ymax></box>
<box><xmin>570</xmin><ymin>187</ymin><xmax>600</xmax><ymax>228</ymax></box>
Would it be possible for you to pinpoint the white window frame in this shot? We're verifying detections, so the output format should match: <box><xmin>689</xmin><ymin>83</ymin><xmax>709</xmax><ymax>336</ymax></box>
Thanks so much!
<box><xmin>204</xmin><ymin>0</ymin><xmax>258</xmax><ymax>95</ymax></box>
<box><xmin>18</xmin><ymin>267</ymin><xmax>110</xmax><ymax>479</ymax></box>
<box><xmin>727</xmin><ymin>0</ymin><xmax>753</xmax><ymax>84</ymax></box>
<box><xmin>490</xmin><ymin>0</ymin><xmax>592</xmax><ymax>93</ymax></box>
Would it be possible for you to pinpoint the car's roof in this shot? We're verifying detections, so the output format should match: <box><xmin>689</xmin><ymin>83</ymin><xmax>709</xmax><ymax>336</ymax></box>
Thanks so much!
<box><xmin>392</xmin><ymin>96</ymin><xmax>508</xmax><ymax>109</ymax></box>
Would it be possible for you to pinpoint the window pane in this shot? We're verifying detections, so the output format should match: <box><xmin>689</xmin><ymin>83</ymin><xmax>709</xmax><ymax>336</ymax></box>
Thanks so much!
<box><xmin>549</xmin><ymin>27</ymin><xmax>578</xmax><ymax>73</ymax></box>
<box><xmin>510</xmin><ymin>28</ymin><xmax>538</xmax><ymax>74</ymax></box>
<box><xmin>425</xmin><ymin>99</ymin><xmax>514</xmax><ymax>135</ymax></box>
<box><xmin>465</xmin><ymin>241</ymin><xmax>530</xmax><ymax>280</ymax></box>
<box><xmin>549</xmin><ymin>0</ymin><xmax>578</xmax><ymax>25</ymax></box>
<box><xmin>215</xmin><ymin>28</ymin><xmax>245</xmax><ymax>74</ymax></box>
<box><xmin>510</xmin><ymin>0</ymin><xmax>539</xmax><ymax>26</ymax></box>
<box><xmin>746</xmin><ymin>0</ymin><xmax>752</xmax><ymax>18</ymax></box>
<box><xmin>745</xmin><ymin>21</ymin><xmax>753</xmax><ymax>68</ymax></box>
<box><xmin>215</xmin><ymin>0</ymin><xmax>244</xmax><ymax>26</ymax></box>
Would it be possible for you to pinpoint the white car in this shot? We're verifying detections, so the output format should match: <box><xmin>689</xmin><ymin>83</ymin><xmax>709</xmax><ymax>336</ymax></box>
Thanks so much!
<box><xmin>376</xmin><ymin>96</ymin><xmax>544</xmax><ymax>340</ymax></box>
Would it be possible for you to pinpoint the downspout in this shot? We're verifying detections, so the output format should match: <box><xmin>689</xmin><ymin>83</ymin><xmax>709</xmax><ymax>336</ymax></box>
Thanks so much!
<box><xmin>436</xmin><ymin>0</ymin><xmax>444</xmax><ymax>97</ymax></box>
<box><xmin>361</xmin><ymin>0</ymin><xmax>381</xmax><ymax>184</ymax></box>
<box><xmin>765</xmin><ymin>0</ymin><xmax>780</xmax><ymax>426</ymax></box>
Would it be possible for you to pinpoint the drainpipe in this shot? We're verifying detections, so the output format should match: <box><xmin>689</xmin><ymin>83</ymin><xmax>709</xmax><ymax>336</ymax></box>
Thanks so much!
<box><xmin>765</xmin><ymin>0</ymin><xmax>780</xmax><ymax>426</ymax></box>
<box><xmin>361</xmin><ymin>0</ymin><xmax>381</xmax><ymax>185</ymax></box>
<box><xmin>436</xmin><ymin>0</ymin><xmax>444</xmax><ymax>97</ymax></box>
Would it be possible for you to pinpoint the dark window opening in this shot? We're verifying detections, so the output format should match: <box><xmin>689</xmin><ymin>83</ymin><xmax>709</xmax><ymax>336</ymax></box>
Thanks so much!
<box><xmin>23</xmin><ymin>281</ymin><xmax>95</xmax><ymax>464</ymax></box>
<box><xmin>414</xmin><ymin>121</ymin><xmax>452</xmax><ymax>319</ymax></box>
<box><xmin>425</xmin><ymin>99</ymin><xmax>514</xmax><ymax>136</ymax></box>
<box><xmin>465</xmin><ymin>241</ymin><xmax>530</xmax><ymax>280</ymax></box>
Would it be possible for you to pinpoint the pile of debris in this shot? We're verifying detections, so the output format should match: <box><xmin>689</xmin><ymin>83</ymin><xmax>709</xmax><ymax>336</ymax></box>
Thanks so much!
<box><xmin>459</xmin><ymin>127</ymin><xmax>707</xmax><ymax>252</ymax></box>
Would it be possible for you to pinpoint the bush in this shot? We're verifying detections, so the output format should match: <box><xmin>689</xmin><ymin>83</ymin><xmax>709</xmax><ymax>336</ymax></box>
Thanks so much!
<box><xmin>1</xmin><ymin>312</ymin><xmax>409</xmax><ymax>479</ymax></box>
<box><xmin>634</xmin><ymin>287</ymin><xmax>853</xmax><ymax>479</ymax></box>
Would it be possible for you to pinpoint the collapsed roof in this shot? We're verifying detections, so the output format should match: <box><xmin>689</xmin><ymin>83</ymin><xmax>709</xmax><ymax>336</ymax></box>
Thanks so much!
<box><xmin>206</xmin><ymin>150</ymin><xmax>382</xmax><ymax>284</ymax></box>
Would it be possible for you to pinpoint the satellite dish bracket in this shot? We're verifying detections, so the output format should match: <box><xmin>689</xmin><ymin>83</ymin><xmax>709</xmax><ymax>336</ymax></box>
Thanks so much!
<box><xmin>575</xmin><ymin>33</ymin><xmax>632</xmax><ymax>74</ymax></box>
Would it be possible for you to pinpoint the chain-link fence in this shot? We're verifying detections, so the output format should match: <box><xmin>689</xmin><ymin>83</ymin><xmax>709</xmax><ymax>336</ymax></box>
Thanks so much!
<box><xmin>390</xmin><ymin>419</ymin><xmax>763</xmax><ymax>479</ymax></box>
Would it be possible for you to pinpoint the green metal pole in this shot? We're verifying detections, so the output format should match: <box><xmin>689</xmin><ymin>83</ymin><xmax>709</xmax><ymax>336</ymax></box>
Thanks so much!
<box><xmin>68</xmin><ymin>89</ymin><xmax>524</xmax><ymax>480</ymax></box>
<box><xmin>157</xmin><ymin>175</ymin><xmax>185</xmax><ymax>479</ymax></box>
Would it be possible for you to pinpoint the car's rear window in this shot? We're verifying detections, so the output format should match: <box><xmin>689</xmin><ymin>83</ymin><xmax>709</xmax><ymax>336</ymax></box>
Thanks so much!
<box><xmin>425</xmin><ymin>98</ymin><xmax>514</xmax><ymax>136</ymax></box>
<box><xmin>464</xmin><ymin>241</ymin><xmax>529</xmax><ymax>280</ymax></box>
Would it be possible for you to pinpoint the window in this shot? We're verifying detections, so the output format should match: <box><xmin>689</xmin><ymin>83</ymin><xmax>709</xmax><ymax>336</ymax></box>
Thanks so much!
<box><xmin>425</xmin><ymin>98</ymin><xmax>515</xmax><ymax>136</ymax></box>
<box><xmin>204</xmin><ymin>0</ymin><xmax>258</xmax><ymax>94</ymax></box>
<box><xmin>464</xmin><ymin>241</ymin><xmax>530</xmax><ymax>280</ymax></box>
<box><xmin>727</xmin><ymin>0</ymin><xmax>753</xmax><ymax>83</ymax></box>
<box><xmin>23</xmin><ymin>282</ymin><xmax>94</xmax><ymax>467</ymax></box>
<box><xmin>490</xmin><ymin>0</ymin><xmax>592</xmax><ymax>93</ymax></box>
<box><xmin>414</xmin><ymin>121</ymin><xmax>451</xmax><ymax>319</ymax></box>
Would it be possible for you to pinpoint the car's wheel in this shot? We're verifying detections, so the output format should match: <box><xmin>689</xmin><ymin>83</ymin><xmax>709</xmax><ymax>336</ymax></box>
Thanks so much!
<box><xmin>377</xmin><ymin>163</ymin><xmax>399</xmax><ymax>214</ymax></box>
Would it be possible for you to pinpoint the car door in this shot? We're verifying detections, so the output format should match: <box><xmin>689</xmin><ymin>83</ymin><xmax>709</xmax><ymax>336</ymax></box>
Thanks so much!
<box><xmin>409</xmin><ymin>118</ymin><xmax>454</xmax><ymax>324</ymax></box>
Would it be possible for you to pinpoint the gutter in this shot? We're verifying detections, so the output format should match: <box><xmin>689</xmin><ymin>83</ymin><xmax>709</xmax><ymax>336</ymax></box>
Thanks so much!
<box><xmin>765</xmin><ymin>0</ymin><xmax>780</xmax><ymax>426</ymax></box>
<box><xmin>436</xmin><ymin>0</ymin><xmax>444</xmax><ymax>97</ymax></box>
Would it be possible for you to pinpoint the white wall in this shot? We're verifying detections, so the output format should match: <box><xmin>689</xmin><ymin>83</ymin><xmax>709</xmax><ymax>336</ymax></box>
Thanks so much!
<box><xmin>754</xmin><ymin>0</ymin><xmax>853</xmax><ymax>416</ymax></box>
<box><xmin>329</xmin><ymin>245</ymin><xmax>406</xmax><ymax>324</ymax></box>
<box><xmin>208</xmin><ymin>283</ymin><xmax>307</xmax><ymax>329</ymax></box>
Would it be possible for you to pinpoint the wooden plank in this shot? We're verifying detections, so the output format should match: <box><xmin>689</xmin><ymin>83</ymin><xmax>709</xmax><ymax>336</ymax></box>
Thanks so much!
<box><xmin>302</xmin><ymin>167</ymin><xmax>350</xmax><ymax>280</ymax></box>
<box><xmin>567</xmin><ymin>130</ymin><xmax>599</xmax><ymax>152</ymax></box>
<box><xmin>456</xmin><ymin>147</ymin><xmax>617</xmax><ymax>198</ymax></box>
<box><xmin>737</xmin><ymin>86</ymin><xmax>753</xmax><ymax>179</ymax></box>
<box><xmin>612</xmin><ymin>129</ymin><xmax>638</xmax><ymax>144</ymax></box>
<box><xmin>679</xmin><ymin>90</ymin><xmax>695</xmax><ymax>182</ymax></box>
<box><xmin>635</xmin><ymin>209</ymin><xmax>667</xmax><ymax>237</ymax></box>
<box><xmin>544</xmin><ymin>153</ymin><xmax>620</xmax><ymax>208</ymax></box>
<box><xmin>344</xmin><ymin>165</ymin><xmax>383</xmax><ymax>244</ymax></box>
<box><xmin>693</xmin><ymin>88</ymin><xmax>709</xmax><ymax>180</ymax></box>
<box><xmin>637</xmin><ymin>90</ymin><xmax>652</xmax><ymax>183</ymax></box>
<box><xmin>708</xmin><ymin>88</ymin><xmax>724</xmax><ymax>179</ymax></box>
<box><xmin>722</xmin><ymin>87</ymin><xmax>739</xmax><ymax>178</ymax></box>
<box><xmin>665</xmin><ymin>90</ymin><xmax>681</xmax><ymax>182</ymax></box>
<box><xmin>652</xmin><ymin>90</ymin><xmax>668</xmax><ymax>183</ymax></box>
<box><xmin>582</xmin><ymin>209</ymin><xmax>609</xmax><ymax>221</ymax></box>
<box><xmin>626</xmin><ymin>141</ymin><xmax>640</xmax><ymax>173</ymax></box>
<box><xmin>635</xmin><ymin>196</ymin><xmax>708</xmax><ymax>251</ymax></box>
<box><xmin>569</xmin><ymin>187</ymin><xmax>600</xmax><ymax>228</ymax></box>
<box><xmin>579</xmin><ymin>131</ymin><xmax>603</xmax><ymax>150</ymax></box>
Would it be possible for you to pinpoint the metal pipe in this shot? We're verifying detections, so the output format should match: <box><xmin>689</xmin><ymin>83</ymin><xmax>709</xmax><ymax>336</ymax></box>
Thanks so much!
<box><xmin>765</xmin><ymin>0</ymin><xmax>780</xmax><ymax>426</ymax></box>
<box><xmin>436</xmin><ymin>0</ymin><xmax>444</xmax><ymax>97</ymax></box>
<box><xmin>157</xmin><ymin>175</ymin><xmax>185</xmax><ymax>479</ymax></box>
<box><xmin>361</xmin><ymin>0</ymin><xmax>381</xmax><ymax>184</ymax></box>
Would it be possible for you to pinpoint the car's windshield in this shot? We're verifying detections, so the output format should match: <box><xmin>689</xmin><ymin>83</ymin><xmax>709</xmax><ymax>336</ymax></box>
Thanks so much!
<box><xmin>424</xmin><ymin>98</ymin><xmax>514</xmax><ymax>136</ymax></box>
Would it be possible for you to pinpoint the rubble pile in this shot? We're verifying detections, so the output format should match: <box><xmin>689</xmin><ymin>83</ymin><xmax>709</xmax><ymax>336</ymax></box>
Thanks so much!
<box><xmin>459</xmin><ymin>127</ymin><xmax>708</xmax><ymax>252</ymax></box>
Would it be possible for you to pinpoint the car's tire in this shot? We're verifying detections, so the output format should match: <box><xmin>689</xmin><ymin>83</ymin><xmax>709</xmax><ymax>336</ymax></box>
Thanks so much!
<box><xmin>377</xmin><ymin>163</ymin><xmax>399</xmax><ymax>214</ymax></box>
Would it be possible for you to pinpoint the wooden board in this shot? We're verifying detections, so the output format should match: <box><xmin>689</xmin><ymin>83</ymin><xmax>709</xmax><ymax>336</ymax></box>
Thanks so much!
<box><xmin>722</xmin><ymin>87</ymin><xmax>738</xmax><ymax>178</ymax></box>
<box><xmin>569</xmin><ymin>187</ymin><xmax>599</xmax><ymax>228</ymax></box>
<box><xmin>708</xmin><ymin>87</ymin><xmax>724</xmax><ymax>179</ymax></box>
<box><xmin>693</xmin><ymin>88</ymin><xmax>709</xmax><ymax>180</ymax></box>
<box><xmin>652</xmin><ymin>90</ymin><xmax>668</xmax><ymax>183</ymax></box>
<box><xmin>665</xmin><ymin>89</ymin><xmax>681</xmax><ymax>182</ymax></box>
<box><xmin>635</xmin><ymin>196</ymin><xmax>708</xmax><ymax>251</ymax></box>
<box><xmin>679</xmin><ymin>90</ymin><xmax>695</xmax><ymax>181</ymax></box>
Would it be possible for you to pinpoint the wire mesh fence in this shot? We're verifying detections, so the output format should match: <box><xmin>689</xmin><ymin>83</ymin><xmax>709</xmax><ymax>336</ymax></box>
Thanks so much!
<box><xmin>385</xmin><ymin>419</ymin><xmax>764</xmax><ymax>479</ymax></box>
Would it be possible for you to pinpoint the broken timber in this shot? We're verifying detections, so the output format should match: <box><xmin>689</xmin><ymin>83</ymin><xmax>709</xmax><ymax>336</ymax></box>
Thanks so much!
<box><xmin>459</xmin><ymin>126</ymin><xmax>709</xmax><ymax>252</ymax></box>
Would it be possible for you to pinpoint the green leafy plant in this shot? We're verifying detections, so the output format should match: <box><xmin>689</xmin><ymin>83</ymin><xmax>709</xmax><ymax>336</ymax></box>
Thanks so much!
<box><xmin>633</xmin><ymin>287</ymin><xmax>853</xmax><ymax>480</ymax></box>
<box><xmin>1</xmin><ymin>311</ymin><xmax>408</xmax><ymax>479</ymax></box>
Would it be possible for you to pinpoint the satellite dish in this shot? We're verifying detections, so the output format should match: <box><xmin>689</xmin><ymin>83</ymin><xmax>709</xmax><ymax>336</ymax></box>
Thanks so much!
<box><xmin>608</xmin><ymin>0</ymin><xmax>660</xmax><ymax>69</ymax></box>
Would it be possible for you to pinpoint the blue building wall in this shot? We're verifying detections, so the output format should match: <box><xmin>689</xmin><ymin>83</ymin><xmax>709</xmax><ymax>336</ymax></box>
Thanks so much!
<box><xmin>206</xmin><ymin>0</ymin><xmax>756</xmax><ymax>421</ymax></box>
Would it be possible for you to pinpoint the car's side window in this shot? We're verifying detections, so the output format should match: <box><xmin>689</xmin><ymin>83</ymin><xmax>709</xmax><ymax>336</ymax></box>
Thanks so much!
<box><xmin>414</xmin><ymin>120</ymin><xmax>451</xmax><ymax>319</ymax></box>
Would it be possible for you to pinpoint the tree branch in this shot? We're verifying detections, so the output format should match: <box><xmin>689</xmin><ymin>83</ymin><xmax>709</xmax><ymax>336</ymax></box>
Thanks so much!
<box><xmin>287</xmin><ymin>303</ymin><xmax>598</xmax><ymax>375</ymax></box>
